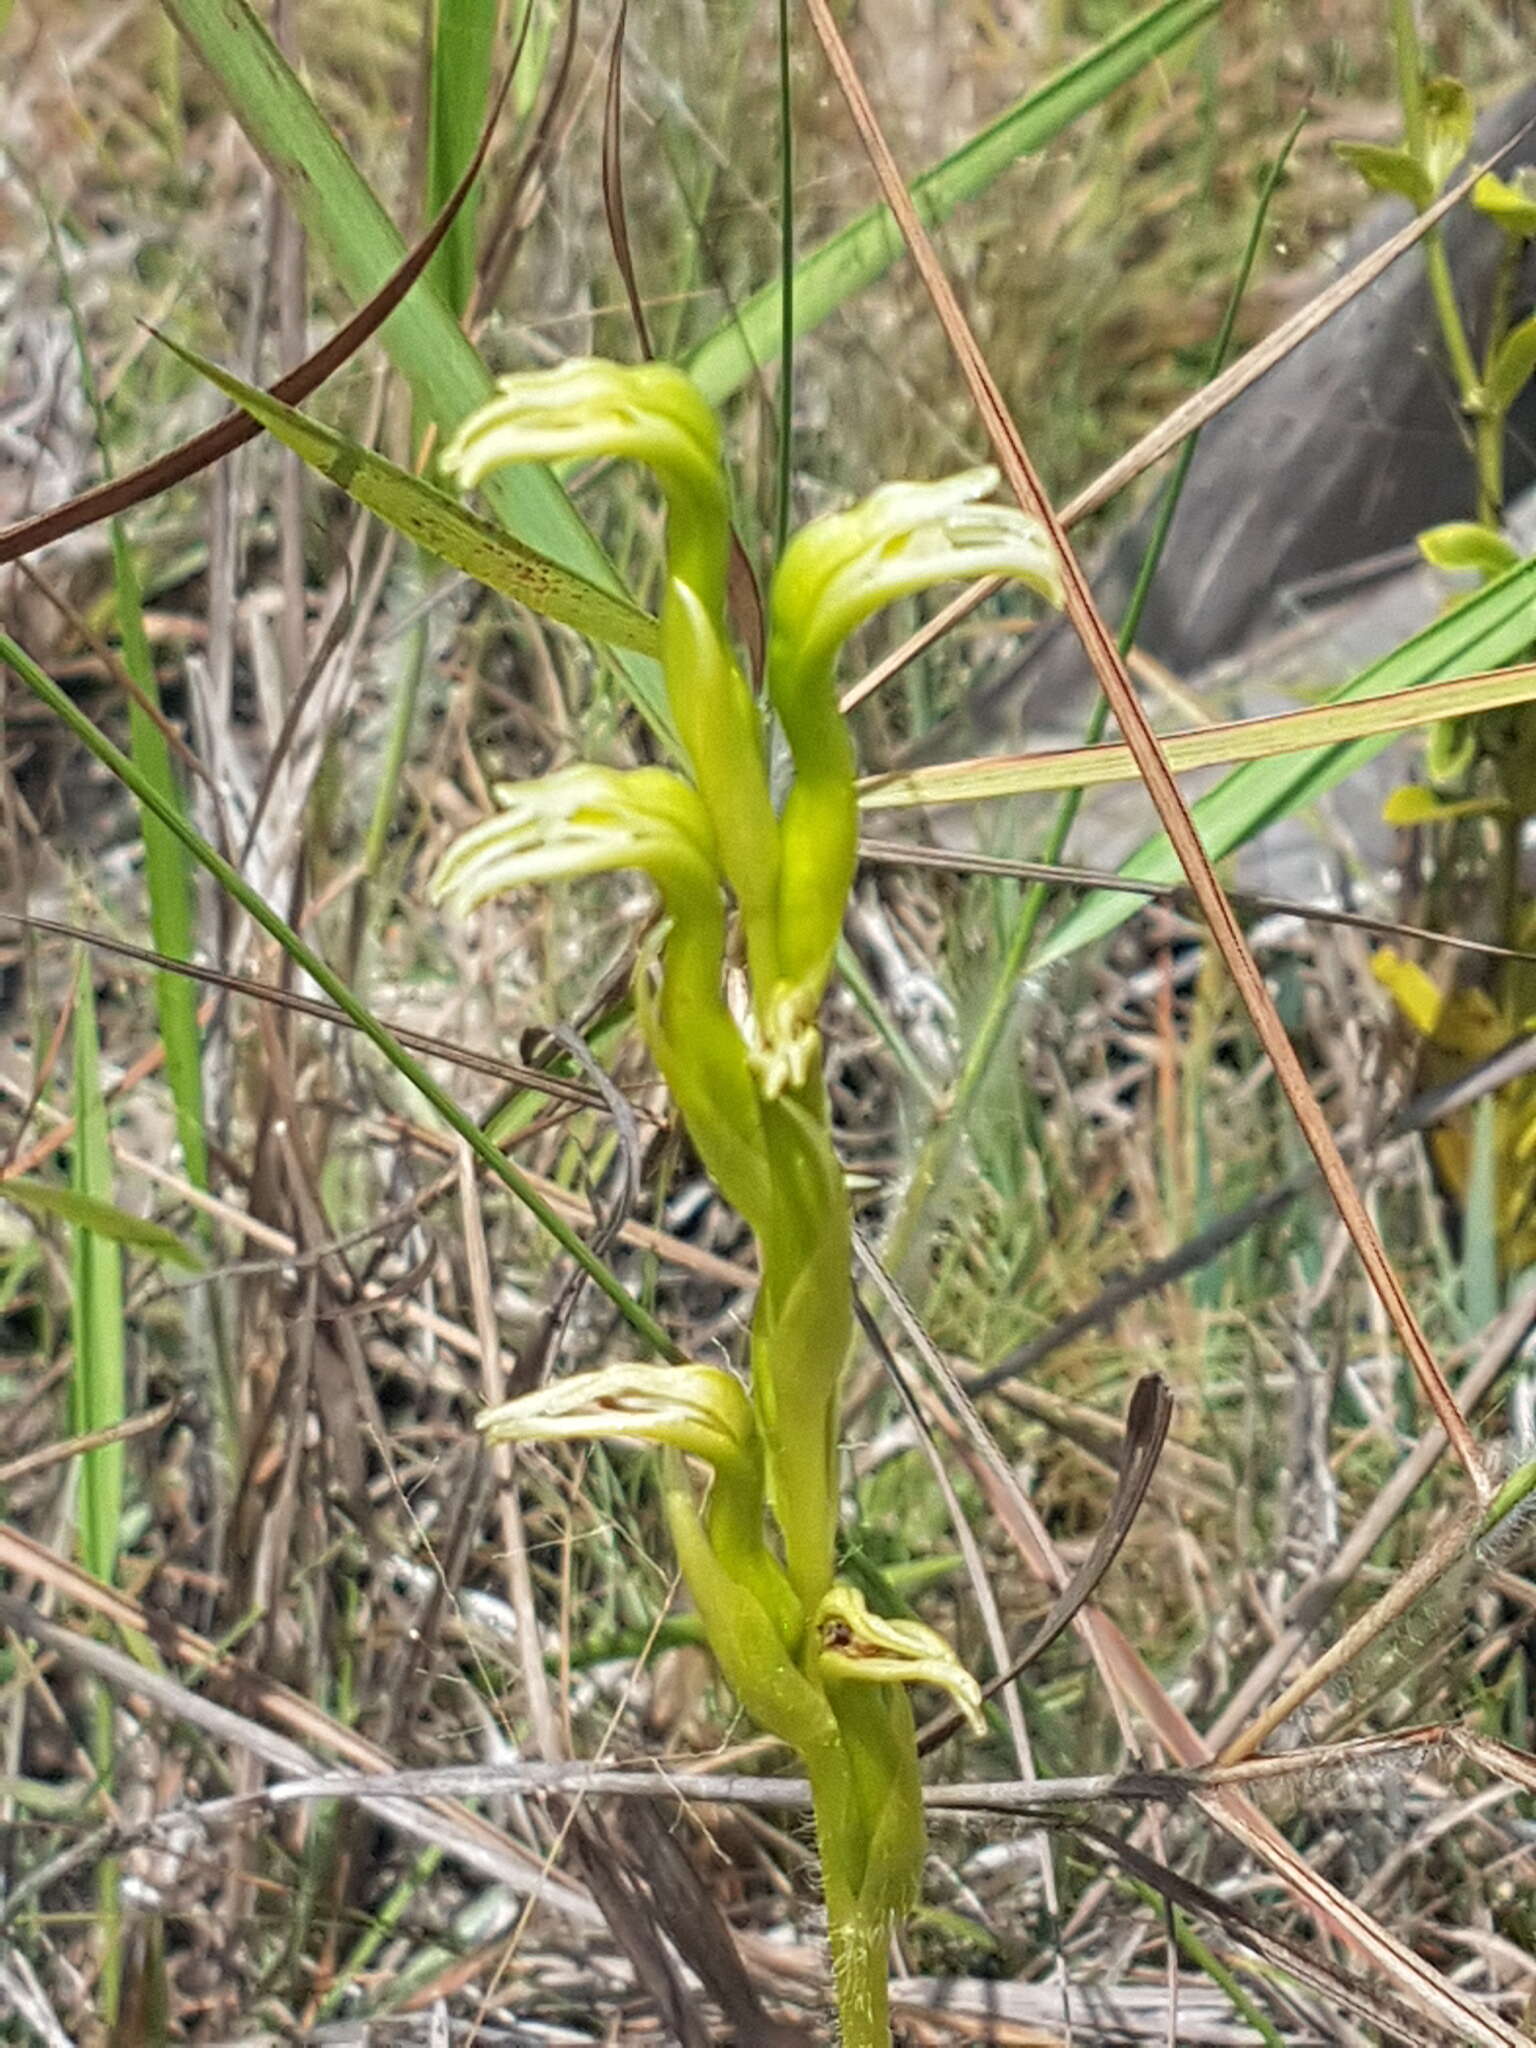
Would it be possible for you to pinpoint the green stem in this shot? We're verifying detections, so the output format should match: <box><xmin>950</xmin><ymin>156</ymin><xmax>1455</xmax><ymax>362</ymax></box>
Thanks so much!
<box><xmin>808</xmin><ymin>1755</ymin><xmax>890</xmax><ymax>2048</ymax></box>
<box><xmin>1473</xmin><ymin>239</ymin><xmax>1522</xmax><ymax>526</ymax></box>
<box><xmin>1389</xmin><ymin>0</ymin><xmax>1425</xmax><ymax>161</ymax></box>
<box><xmin>1423</xmin><ymin>230</ymin><xmax>1481</xmax><ymax>411</ymax></box>
<box><xmin>1389</xmin><ymin>0</ymin><xmax>1480</xmax><ymax>408</ymax></box>
<box><xmin>659</xmin><ymin>576</ymin><xmax>783</xmax><ymax>1000</ymax></box>
<box><xmin>775</xmin><ymin>0</ymin><xmax>795</xmax><ymax>563</ymax></box>
<box><xmin>809</xmin><ymin>1685</ymin><xmax>924</xmax><ymax>2048</ymax></box>
<box><xmin>364</xmin><ymin>606</ymin><xmax>428</xmax><ymax>878</ymax></box>
<box><xmin>774</xmin><ymin>665</ymin><xmax>859</xmax><ymax>1001</ymax></box>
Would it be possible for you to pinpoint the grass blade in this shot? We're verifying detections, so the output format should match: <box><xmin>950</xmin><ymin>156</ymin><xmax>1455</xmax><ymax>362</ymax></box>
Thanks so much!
<box><xmin>111</xmin><ymin>530</ymin><xmax>209</xmax><ymax>1190</ymax></box>
<box><xmin>69</xmin><ymin>958</ymin><xmax>125</xmax><ymax>1586</ymax></box>
<box><xmin>859</xmin><ymin>657</ymin><xmax>1536</xmax><ymax>809</ymax></box>
<box><xmin>35</xmin><ymin>191</ymin><xmax>210</xmax><ymax>1194</ymax></box>
<box><xmin>425</xmin><ymin>0</ymin><xmax>499</xmax><ymax>318</ymax></box>
<box><xmin>683</xmin><ymin>0</ymin><xmax>1219</xmax><ymax>405</ymax></box>
<box><xmin>158</xmin><ymin>331</ymin><xmax>661</xmax><ymax>656</ymax></box>
<box><xmin>1034</xmin><ymin>557</ymin><xmax>1536</xmax><ymax>970</ymax></box>
<box><xmin>69</xmin><ymin>957</ymin><xmax>127</xmax><ymax>2020</ymax></box>
<box><xmin>3</xmin><ymin>1177</ymin><xmax>201</xmax><ymax>1271</ymax></box>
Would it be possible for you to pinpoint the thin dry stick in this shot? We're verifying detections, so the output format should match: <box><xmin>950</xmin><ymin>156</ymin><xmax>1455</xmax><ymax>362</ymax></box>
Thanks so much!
<box><xmin>857</xmin><ymin>834</ymin><xmax>1536</xmax><ymax>966</ymax></box>
<box><xmin>0</xmin><ymin>1401</ymin><xmax>178</xmax><ymax>1488</ymax></box>
<box><xmin>457</xmin><ymin>1139</ymin><xmax>563</xmax><ymax>1765</ymax></box>
<box><xmin>0</xmin><ymin>1583</ymin><xmax>599</xmax><ymax>1927</ymax></box>
<box><xmin>804</xmin><ymin>0</ymin><xmax>1487</xmax><ymax>1501</ymax></box>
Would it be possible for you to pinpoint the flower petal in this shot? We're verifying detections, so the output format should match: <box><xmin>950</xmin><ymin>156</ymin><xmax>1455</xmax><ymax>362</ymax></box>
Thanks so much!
<box><xmin>479</xmin><ymin>1361</ymin><xmax>755</xmax><ymax>1469</ymax></box>
<box><xmin>442</xmin><ymin>357</ymin><xmax>725</xmax><ymax>522</ymax></box>
<box><xmin>431</xmin><ymin>763</ymin><xmax>716</xmax><ymax>915</ymax></box>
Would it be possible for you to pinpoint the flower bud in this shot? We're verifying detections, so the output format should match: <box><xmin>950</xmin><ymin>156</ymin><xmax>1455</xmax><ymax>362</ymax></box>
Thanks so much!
<box><xmin>479</xmin><ymin>1361</ymin><xmax>754</xmax><ymax>1472</ymax></box>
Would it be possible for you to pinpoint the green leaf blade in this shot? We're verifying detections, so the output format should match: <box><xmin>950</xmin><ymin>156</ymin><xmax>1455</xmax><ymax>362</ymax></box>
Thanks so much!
<box><xmin>69</xmin><ymin>961</ymin><xmax>126</xmax><ymax>1587</ymax></box>
<box><xmin>425</xmin><ymin>0</ymin><xmax>498</xmax><ymax>318</ymax></box>
<box><xmin>1031</xmin><ymin>556</ymin><xmax>1536</xmax><ymax>970</ymax></box>
<box><xmin>5</xmin><ymin>1175</ymin><xmax>202</xmax><ymax>1271</ymax></box>
<box><xmin>683</xmin><ymin>0</ymin><xmax>1220</xmax><ymax>406</ymax></box>
<box><xmin>111</xmin><ymin>525</ymin><xmax>210</xmax><ymax>1191</ymax></box>
<box><xmin>160</xmin><ymin>334</ymin><xmax>662</xmax><ymax>657</ymax></box>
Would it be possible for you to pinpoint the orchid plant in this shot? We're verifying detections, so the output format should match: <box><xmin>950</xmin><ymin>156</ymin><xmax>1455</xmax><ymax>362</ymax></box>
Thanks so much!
<box><xmin>433</xmin><ymin>357</ymin><xmax>1061</xmax><ymax>2045</ymax></box>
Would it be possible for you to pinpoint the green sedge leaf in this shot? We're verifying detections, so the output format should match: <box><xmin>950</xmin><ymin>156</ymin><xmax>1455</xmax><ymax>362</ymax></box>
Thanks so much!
<box><xmin>2</xmin><ymin>1175</ymin><xmax>202</xmax><ymax>1270</ymax></box>
<box><xmin>158</xmin><ymin>335</ymin><xmax>662</xmax><ymax>658</ymax></box>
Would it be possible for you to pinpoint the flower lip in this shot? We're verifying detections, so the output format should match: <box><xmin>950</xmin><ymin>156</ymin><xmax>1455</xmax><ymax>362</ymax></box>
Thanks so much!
<box><xmin>431</xmin><ymin>763</ymin><xmax>716</xmax><ymax>918</ymax></box>
<box><xmin>478</xmin><ymin>1361</ymin><xmax>755</xmax><ymax>1470</ymax></box>
<box><xmin>441</xmin><ymin>357</ymin><xmax>723</xmax><ymax>511</ymax></box>
<box><xmin>814</xmin><ymin>1583</ymin><xmax>985</xmax><ymax>1735</ymax></box>
<box><xmin>769</xmin><ymin>467</ymin><xmax>1061</xmax><ymax>685</ymax></box>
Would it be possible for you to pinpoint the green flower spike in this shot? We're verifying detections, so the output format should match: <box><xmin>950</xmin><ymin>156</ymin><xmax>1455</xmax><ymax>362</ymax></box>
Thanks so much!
<box><xmin>761</xmin><ymin>468</ymin><xmax>1061</xmax><ymax>1095</ymax></box>
<box><xmin>814</xmin><ymin>1582</ymin><xmax>986</xmax><ymax>1736</ymax></box>
<box><xmin>433</xmin><ymin>364</ymin><xmax>1030</xmax><ymax>2048</ymax></box>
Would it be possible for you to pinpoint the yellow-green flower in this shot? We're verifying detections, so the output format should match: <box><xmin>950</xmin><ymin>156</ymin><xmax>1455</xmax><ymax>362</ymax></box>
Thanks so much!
<box><xmin>430</xmin><ymin>763</ymin><xmax>715</xmax><ymax>915</ymax></box>
<box><xmin>479</xmin><ymin>1360</ymin><xmax>755</xmax><ymax>1471</ymax></box>
<box><xmin>814</xmin><ymin>1583</ymin><xmax>985</xmax><ymax>1735</ymax></box>
<box><xmin>442</xmin><ymin>357</ymin><xmax>727</xmax><ymax>549</ymax></box>
<box><xmin>755</xmin><ymin>468</ymin><xmax>1061</xmax><ymax>1097</ymax></box>
<box><xmin>769</xmin><ymin>467</ymin><xmax>1059</xmax><ymax>687</ymax></box>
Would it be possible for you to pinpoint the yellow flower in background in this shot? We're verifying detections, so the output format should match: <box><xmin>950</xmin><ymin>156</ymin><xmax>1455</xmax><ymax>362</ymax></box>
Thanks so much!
<box><xmin>1373</xmin><ymin>947</ymin><xmax>1536</xmax><ymax>1272</ymax></box>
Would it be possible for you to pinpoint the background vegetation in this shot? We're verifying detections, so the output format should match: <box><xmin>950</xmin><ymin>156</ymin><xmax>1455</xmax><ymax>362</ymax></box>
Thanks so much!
<box><xmin>2</xmin><ymin>1</ymin><xmax>1535</xmax><ymax>2041</ymax></box>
